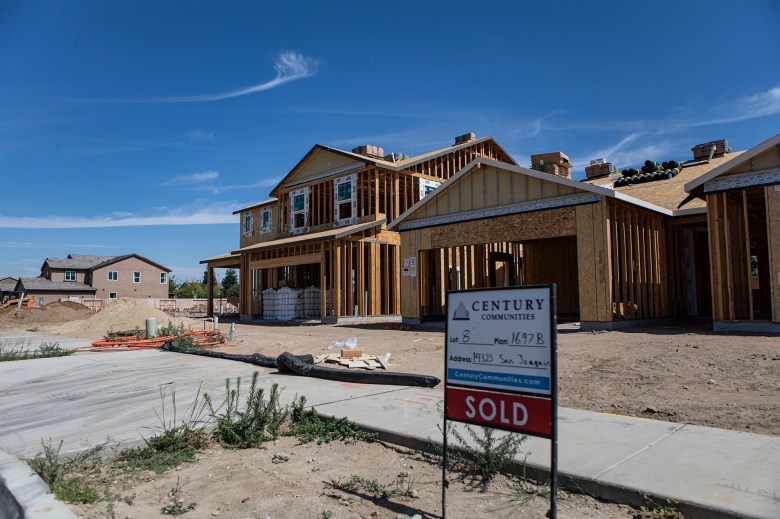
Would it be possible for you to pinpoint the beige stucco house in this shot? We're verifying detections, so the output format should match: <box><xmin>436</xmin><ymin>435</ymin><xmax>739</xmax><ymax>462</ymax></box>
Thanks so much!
<box><xmin>15</xmin><ymin>253</ymin><xmax>171</xmax><ymax>306</ymax></box>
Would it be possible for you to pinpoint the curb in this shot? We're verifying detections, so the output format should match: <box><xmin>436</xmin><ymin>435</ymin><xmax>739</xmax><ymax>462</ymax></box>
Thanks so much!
<box><xmin>0</xmin><ymin>448</ymin><xmax>76</xmax><ymax>519</ymax></box>
<box><xmin>356</xmin><ymin>422</ymin><xmax>756</xmax><ymax>519</ymax></box>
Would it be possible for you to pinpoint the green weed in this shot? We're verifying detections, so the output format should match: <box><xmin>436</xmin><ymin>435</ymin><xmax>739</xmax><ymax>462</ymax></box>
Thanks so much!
<box><xmin>636</xmin><ymin>496</ymin><xmax>685</xmax><ymax>518</ymax></box>
<box><xmin>289</xmin><ymin>395</ymin><xmax>377</xmax><ymax>445</ymax></box>
<box><xmin>27</xmin><ymin>438</ymin><xmax>105</xmax><ymax>504</ymax></box>
<box><xmin>160</xmin><ymin>477</ymin><xmax>196</xmax><ymax>515</ymax></box>
<box><xmin>326</xmin><ymin>474</ymin><xmax>419</xmax><ymax>501</ymax></box>
<box><xmin>115</xmin><ymin>387</ymin><xmax>208</xmax><ymax>473</ymax></box>
<box><xmin>441</xmin><ymin>418</ymin><xmax>527</xmax><ymax>482</ymax></box>
<box><xmin>0</xmin><ymin>340</ymin><xmax>72</xmax><ymax>361</ymax></box>
<box><xmin>204</xmin><ymin>373</ymin><xmax>288</xmax><ymax>448</ymax></box>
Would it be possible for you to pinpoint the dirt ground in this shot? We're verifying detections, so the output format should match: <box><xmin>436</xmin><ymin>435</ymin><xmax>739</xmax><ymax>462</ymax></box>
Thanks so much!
<box><xmin>2</xmin><ymin>303</ymin><xmax>778</xmax><ymax>518</ymax></box>
<box><xmin>67</xmin><ymin>436</ymin><xmax>638</xmax><ymax>519</ymax></box>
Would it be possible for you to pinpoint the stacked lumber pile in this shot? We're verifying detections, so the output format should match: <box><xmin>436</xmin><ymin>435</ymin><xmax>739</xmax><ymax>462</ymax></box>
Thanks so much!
<box><xmin>585</xmin><ymin>158</ymin><xmax>618</xmax><ymax>179</ymax></box>
<box><xmin>531</xmin><ymin>151</ymin><xmax>573</xmax><ymax>178</ymax></box>
<box><xmin>353</xmin><ymin>145</ymin><xmax>385</xmax><ymax>158</ymax></box>
<box><xmin>691</xmin><ymin>139</ymin><xmax>731</xmax><ymax>161</ymax></box>
<box><xmin>454</xmin><ymin>132</ymin><xmax>476</xmax><ymax>145</ymax></box>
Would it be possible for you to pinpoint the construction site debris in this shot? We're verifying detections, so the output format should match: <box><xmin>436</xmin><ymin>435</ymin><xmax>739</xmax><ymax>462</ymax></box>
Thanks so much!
<box><xmin>276</xmin><ymin>351</ymin><xmax>440</xmax><ymax>387</ymax></box>
<box><xmin>329</xmin><ymin>336</ymin><xmax>358</xmax><ymax>350</ymax></box>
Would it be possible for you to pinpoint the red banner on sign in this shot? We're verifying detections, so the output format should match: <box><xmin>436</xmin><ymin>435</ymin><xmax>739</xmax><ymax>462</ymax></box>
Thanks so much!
<box><xmin>446</xmin><ymin>387</ymin><xmax>552</xmax><ymax>438</ymax></box>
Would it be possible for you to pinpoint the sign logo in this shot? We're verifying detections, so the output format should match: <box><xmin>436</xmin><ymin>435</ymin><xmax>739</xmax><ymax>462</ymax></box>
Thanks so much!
<box><xmin>452</xmin><ymin>301</ymin><xmax>470</xmax><ymax>320</ymax></box>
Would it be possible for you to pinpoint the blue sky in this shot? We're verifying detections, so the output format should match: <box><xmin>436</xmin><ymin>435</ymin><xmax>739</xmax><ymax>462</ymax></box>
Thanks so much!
<box><xmin>1</xmin><ymin>1</ymin><xmax>779</xmax><ymax>282</ymax></box>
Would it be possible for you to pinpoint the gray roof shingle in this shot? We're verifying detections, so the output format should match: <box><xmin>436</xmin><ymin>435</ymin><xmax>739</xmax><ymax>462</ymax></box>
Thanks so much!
<box><xmin>17</xmin><ymin>277</ymin><xmax>96</xmax><ymax>293</ymax></box>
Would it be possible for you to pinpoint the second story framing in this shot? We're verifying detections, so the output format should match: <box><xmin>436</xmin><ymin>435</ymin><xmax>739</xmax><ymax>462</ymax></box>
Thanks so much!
<box><xmin>234</xmin><ymin>135</ymin><xmax>515</xmax><ymax>249</ymax></box>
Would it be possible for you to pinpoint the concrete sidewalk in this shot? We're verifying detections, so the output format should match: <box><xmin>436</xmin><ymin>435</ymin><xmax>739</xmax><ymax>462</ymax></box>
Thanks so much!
<box><xmin>0</xmin><ymin>334</ymin><xmax>777</xmax><ymax>519</ymax></box>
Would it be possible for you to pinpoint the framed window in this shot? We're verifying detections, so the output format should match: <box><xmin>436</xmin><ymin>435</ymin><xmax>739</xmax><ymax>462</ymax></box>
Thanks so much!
<box><xmin>260</xmin><ymin>208</ymin><xmax>272</xmax><ymax>233</ymax></box>
<box><xmin>243</xmin><ymin>213</ymin><xmax>254</xmax><ymax>237</ymax></box>
<box><xmin>64</xmin><ymin>271</ymin><xmax>76</xmax><ymax>282</ymax></box>
<box><xmin>133</xmin><ymin>272</ymin><xmax>141</xmax><ymax>283</ymax></box>
<box><xmin>333</xmin><ymin>174</ymin><xmax>357</xmax><ymax>225</ymax></box>
<box><xmin>289</xmin><ymin>187</ymin><xmax>310</xmax><ymax>234</ymax></box>
<box><xmin>160</xmin><ymin>272</ymin><xmax>167</xmax><ymax>284</ymax></box>
<box><xmin>419</xmin><ymin>178</ymin><xmax>441</xmax><ymax>200</ymax></box>
<box><xmin>109</xmin><ymin>292</ymin><xmax>117</xmax><ymax>300</ymax></box>
<box><xmin>108</xmin><ymin>271</ymin><xmax>118</xmax><ymax>281</ymax></box>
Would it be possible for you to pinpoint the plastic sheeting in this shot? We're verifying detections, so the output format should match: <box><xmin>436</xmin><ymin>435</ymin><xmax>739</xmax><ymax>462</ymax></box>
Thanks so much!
<box><xmin>161</xmin><ymin>342</ymin><xmax>440</xmax><ymax>388</ymax></box>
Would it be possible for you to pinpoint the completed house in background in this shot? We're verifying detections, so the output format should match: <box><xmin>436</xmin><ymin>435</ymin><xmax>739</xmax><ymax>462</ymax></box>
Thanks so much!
<box><xmin>14</xmin><ymin>253</ymin><xmax>171</xmax><ymax>307</ymax></box>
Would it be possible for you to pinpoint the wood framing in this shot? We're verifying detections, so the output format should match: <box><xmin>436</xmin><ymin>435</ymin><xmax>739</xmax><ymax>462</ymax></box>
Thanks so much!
<box><xmin>201</xmin><ymin>136</ymin><xmax>515</xmax><ymax>319</ymax></box>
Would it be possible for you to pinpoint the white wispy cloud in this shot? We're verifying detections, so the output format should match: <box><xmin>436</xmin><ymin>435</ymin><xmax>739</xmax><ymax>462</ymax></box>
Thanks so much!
<box><xmin>112</xmin><ymin>51</ymin><xmax>318</xmax><ymax>104</ymax></box>
<box><xmin>165</xmin><ymin>170</ymin><xmax>220</xmax><ymax>185</ymax></box>
<box><xmin>0</xmin><ymin>242</ymin><xmax>115</xmax><ymax>249</ymax></box>
<box><xmin>571</xmin><ymin>133</ymin><xmax>673</xmax><ymax>170</ymax></box>
<box><xmin>0</xmin><ymin>201</ymin><xmax>240</xmax><ymax>229</ymax></box>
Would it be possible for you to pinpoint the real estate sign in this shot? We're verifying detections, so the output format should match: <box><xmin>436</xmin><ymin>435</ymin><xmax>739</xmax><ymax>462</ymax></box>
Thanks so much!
<box><xmin>446</xmin><ymin>285</ymin><xmax>554</xmax><ymax>397</ymax></box>
<box><xmin>442</xmin><ymin>285</ymin><xmax>558</xmax><ymax>517</ymax></box>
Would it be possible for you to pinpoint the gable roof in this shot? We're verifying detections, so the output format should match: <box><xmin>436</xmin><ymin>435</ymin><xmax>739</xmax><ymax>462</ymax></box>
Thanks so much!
<box><xmin>270</xmin><ymin>136</ymin><xmax>516</xmax><ymax>195</ymax></box>
<box><xmin>16</xmin><ymin>277</ymin><xmax>96</xmax><ymax>293</ymax></box>
<box><xmin>42</xmin><ymin>254</ymin><xmax>170</xmax><ymax>273</ymax></box>
<box><xmin>45</xmin><ymin>255</ymin><xmax>116</xmax><ymax>270</ymax></box>
<box><xmin>389</xmin><ymin>158</ymin><xmax>695</xmax><ymax>232</ymax></box>
<box><xmin>233</xmin><ymin>198</ymin><xmax>278</xmax><ymax>215</ymax></box>
<box><xmin>91</xmin><ymin>253</ymin><xmax>171</xmax><ymax>272</ymax></box>
<box><xmin>684</xmin><ymin>133</ymin><xmax>780</xmax><ymax>192</ymax></box>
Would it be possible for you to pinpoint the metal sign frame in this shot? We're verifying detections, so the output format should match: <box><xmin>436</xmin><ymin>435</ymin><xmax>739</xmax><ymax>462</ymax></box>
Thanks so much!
<box><xmin>442</xmin><ymin>284</ymin><xmax>558</xmax><ymax>518</ymax></box>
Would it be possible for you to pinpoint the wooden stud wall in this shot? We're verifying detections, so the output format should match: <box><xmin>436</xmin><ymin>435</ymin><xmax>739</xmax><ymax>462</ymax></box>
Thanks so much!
<box><xmin>406</xmin><ymin>141</ymin><xmax>512</xmax><ymax>180</ymax></box>
<box><xmin>525</xmin><ymin>237</ymin><xmax>579</xmax><ymax>317</ymax></box>
<box><xmin>766</xmin><ymin>185</ymin><xmax>780</xmax><ymax>323</ymax></box>
<box><xmin>707</xmin><ymin>187</ymin><xmax>780</xmax><ymax>321</ymax></box>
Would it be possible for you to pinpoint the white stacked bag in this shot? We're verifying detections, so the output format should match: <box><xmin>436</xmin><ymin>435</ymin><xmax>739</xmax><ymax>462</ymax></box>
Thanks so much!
<box><xmin>262</xmin><ymin>288</ymin><xmax>277</xmax><ymax>320</ymax></box>
<box><xmin>303</xmin><ymin>286</ymin><xmax>321</xmax><ymax>318</ymax></box>
<box><xmin>276</xmin><ymin>287</ymin><xmax>304</xmax><ymax>321</ymax></box>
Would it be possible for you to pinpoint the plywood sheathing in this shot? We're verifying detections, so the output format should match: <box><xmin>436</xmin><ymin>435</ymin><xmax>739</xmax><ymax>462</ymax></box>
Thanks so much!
<box><xmin>583</xmin><ymin>152</ymin><xmax>746</xmax><ymax>211</ymax></box>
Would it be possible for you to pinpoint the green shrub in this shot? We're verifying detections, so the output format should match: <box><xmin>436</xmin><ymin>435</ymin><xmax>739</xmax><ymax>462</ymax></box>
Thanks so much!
<box><xmin>444</xmin><ymin>421</ymin><xmax>526</xmax><ymax>482</ymax></box>
<box><xmin>115</xmin><ymin>387</ymin><xmax>208</xmax><ymax>473</ymax></box>
<box><xmin>204</xmin><ymin>373</ymin><xmax>288</xmax><ymax>448</ymax></box>
<box><xmin>288</xmin><ymin>395</ymin><xmax>377</xmax><ymax>445</ymax></box>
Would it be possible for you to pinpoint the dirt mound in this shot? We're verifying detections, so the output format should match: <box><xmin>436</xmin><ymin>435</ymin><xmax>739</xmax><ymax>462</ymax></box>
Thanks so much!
<box><xmin>52</xmin><ymin>297</ymin><xmax>196</xmax><ymax>338</ymax></box>
<box><xmin>0</xmin><ymin>301</ymin><xmax>93</xmax><ymax>328</ymax></box>
<box><xmin>42</xmin><ymin>300</ymin><xmax>90</xmax><ymax>311</ymax></box>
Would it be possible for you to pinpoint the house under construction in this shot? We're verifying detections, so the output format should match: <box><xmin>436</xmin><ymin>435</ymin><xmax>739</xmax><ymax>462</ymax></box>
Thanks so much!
<box><xmin>200</xmin><ymin>134</ymin><xmax>516</xmax><ymax>321</ymax></box>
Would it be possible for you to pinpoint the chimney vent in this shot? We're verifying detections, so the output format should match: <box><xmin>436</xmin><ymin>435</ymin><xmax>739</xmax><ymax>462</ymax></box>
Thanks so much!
<box><xmin>454</xmin><ymin>132</ymin><xmax>476</xmax><ymax>146</ymax></box>
<box><xmin>691</xmin><ymin>139</ymin><xmax>730</xmax><ymax>161</ymax></box>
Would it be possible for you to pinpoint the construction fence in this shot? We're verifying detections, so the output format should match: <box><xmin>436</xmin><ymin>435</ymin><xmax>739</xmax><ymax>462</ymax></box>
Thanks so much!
<box><xmin>61</xmin><ymin>296</ymin><xmax>239</xmax><ymax>315</ymax></box>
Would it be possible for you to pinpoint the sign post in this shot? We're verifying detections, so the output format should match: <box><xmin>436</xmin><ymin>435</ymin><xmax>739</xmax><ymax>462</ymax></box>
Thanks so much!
<box><xmin>442</xmin><ymin>284</ymin><xmax>557</xmax><ymax>518</ymax></box>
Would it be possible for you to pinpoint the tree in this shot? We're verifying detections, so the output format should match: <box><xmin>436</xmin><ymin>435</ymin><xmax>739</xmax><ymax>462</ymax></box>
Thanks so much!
<box><xmin>176</xmin><ymin>280</ymin><xmax>207</xmax><ymax>299</ymax></box>
<box><xmin>168</xmin><ymin>275</ymin><xmax>178</xmax><ymax>298</ymax></box>
<box><xmin>222</xmin><ymin>268</ymin><xmax>239</xmax><ymax>297</ymax></box>
<box><xmin>201</xmin><ymin>270</ymin><xmax>220</xmax><ymax>297</ymax></box>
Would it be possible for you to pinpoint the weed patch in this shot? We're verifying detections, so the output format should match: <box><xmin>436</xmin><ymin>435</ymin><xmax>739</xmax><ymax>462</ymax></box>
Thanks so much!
<box><xmin>204</xmin><ymin>373</ymin><xmax>288</xmax><ymax>448</ymax></box>
<box><xmin>0</xmin><ymin>340</ymin><xmax>72</xmax><ymax>361</ymax></box>
<box><xmin>635</xmin><ymin>496</ymin><xmax>685</xmax><ymax>518</ymax></box>
<box><xmin>115</xmin><ymin>387</ymin><xmax>208</xmax><ymax>473</ymax></box>
<box><xmin>326</xmin><ymin>474</ymin><xmax>419</xmax><ymax>501</ymax></box>
<box><xmin>160</xmin><ymin>477</ymin><xmax>196</xmax><ymax>515</ymax></box>
<box><xmin>289</xmin><ymin>395</ymin><xmax>377</xmax><ymax>445</ymax></box>
<box><xmin>441</xmin><ymin>419</ymin><xmax>526</xmax><ymax>483</ymax></box>
<box><xmin>27</xmin><ymin>439</ymin><xmax>106</xmax><ymax>504</ymax></box>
